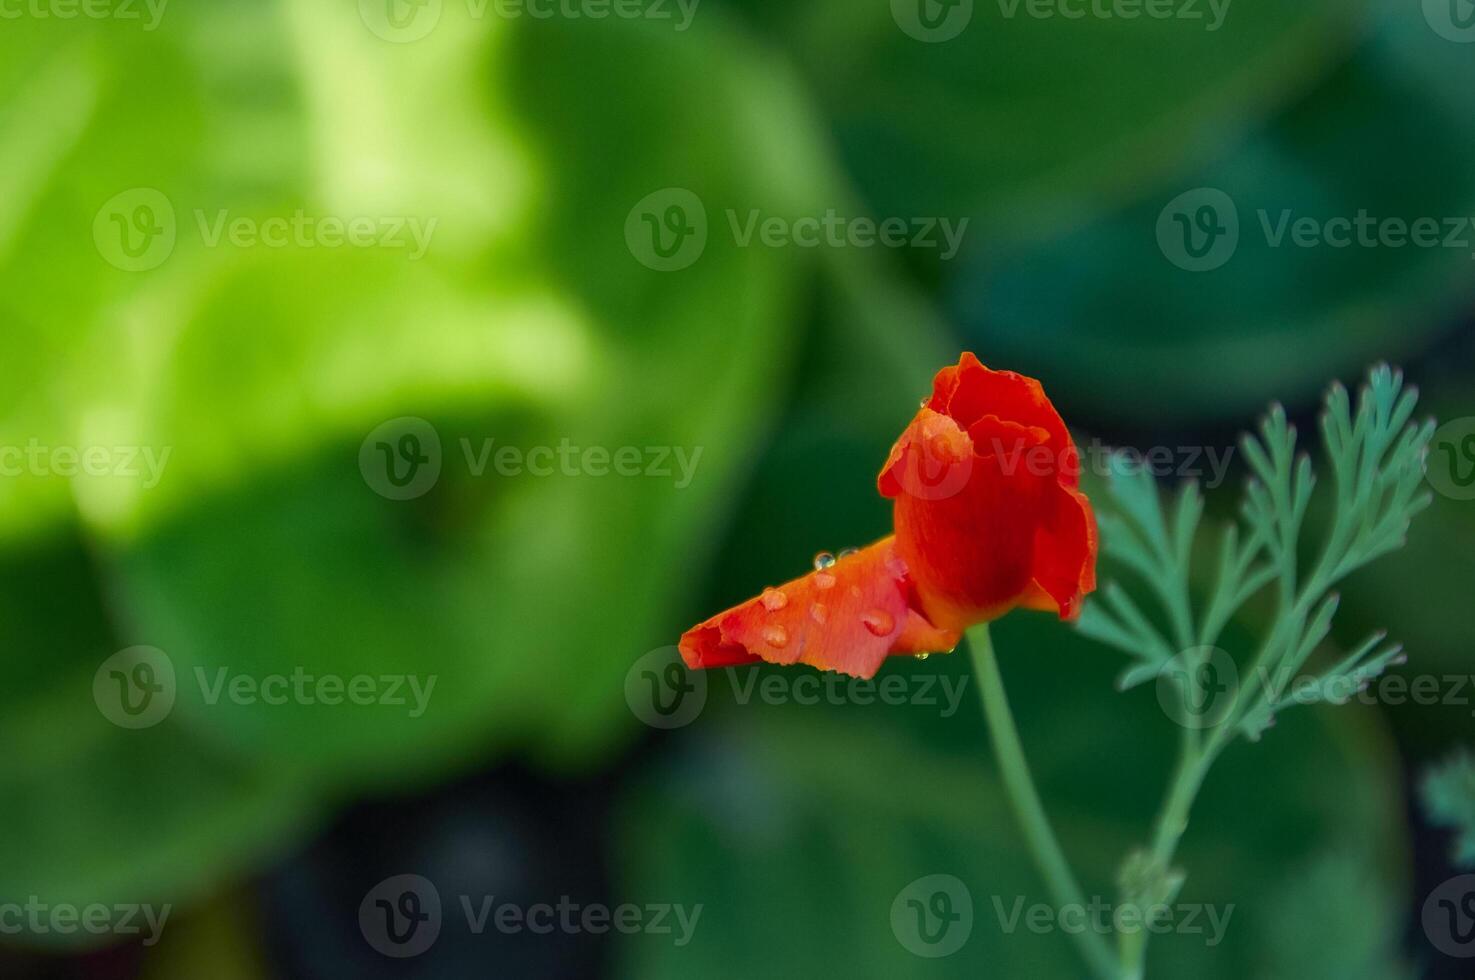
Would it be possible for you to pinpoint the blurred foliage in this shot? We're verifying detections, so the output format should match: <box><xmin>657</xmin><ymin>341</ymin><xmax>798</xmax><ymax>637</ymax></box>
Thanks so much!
<box><xmin>0</xmin><ymin>0</ymin><xmax>1471</xmax><ymax>977</ymax></box>
<box><xmin>1423</xmin><ymin>748</ymin><xmax>1475</xmax><ymax>868</ymax></box>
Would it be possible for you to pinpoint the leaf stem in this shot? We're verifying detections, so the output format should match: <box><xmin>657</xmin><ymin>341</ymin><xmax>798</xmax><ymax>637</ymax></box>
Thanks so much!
<box><xmin>969</xmin><ymin>624</ymin><xmax>1121</xmax><ymax>980</ymax></box>
<box><xmin>1117</xmin><ymin>737</ymin><xmax>1222</xmax><ymax>978</ymax></box>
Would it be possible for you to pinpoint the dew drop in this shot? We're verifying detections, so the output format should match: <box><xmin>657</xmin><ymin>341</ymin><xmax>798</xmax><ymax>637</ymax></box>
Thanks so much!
<box><xmin>885</xmin><ymin>556</ymin><xmax>909</xmax><ymax>579</ymax></box>
<box><xmin>762</xmin><ymin>625</ymin><xmax>789</xmax><ymax>649</ymax></box>
<box><xmin>837</xmin><ymin>547</ymin><xmax>859</xmax><ymax>561</ymax></box>
<box><xmin>810</xmin><ymin>603</ymin><xmax>829</xmax><ymax>625</ymax></box>
<box><xmin>814</xmin><ymin>572</ymin><xmax>837</xmax><ymax>590</ymax></box>
<box><xmin>813</xmin><ymin>551</ymin><xmax>837</xmax><ymax>571</ymax></box>
<box><xmin>914</xmin><ymin>653</ymin><xmax>930</xmax><ymax>662</ymax></box>
<box><xmin>761</xmin><ymin>588</ymin><xmax>788</xmax><ymax>611</ymax></box>
<box><xmin>862</xmin><ymin>609</ymin><xmax>896</xmax><ymax>637</ymax></box>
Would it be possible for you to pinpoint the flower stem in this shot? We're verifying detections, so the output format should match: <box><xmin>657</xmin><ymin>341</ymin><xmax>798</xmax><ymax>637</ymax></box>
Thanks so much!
<box><xmin>969</xmin><ymin>624</ymin><xmax>1121</xmax><ymax>980</ymax></box>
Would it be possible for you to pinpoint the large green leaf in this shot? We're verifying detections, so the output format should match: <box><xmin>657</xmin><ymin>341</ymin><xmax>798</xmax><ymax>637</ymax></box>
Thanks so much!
<box><xmin>0</xmin><ymin>2</ymin><xmax>833</xmax><ymax>927</ymax></box>
<box><xmin>99</xmin><ymin>13</ymin><xmax>826</xmax><ymax>780</ymax></box>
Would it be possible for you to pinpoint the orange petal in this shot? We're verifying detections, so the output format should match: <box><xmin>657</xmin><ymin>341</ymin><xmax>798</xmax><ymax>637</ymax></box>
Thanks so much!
<box><xmin>1021</xmin><ymin>482</ymin><xmax>1098</xmax><ymax>620</ymax></box>
<box><xmin>678</xmin><ymin>537</ymin><xmax>958</xmax><ymax>680</ymax></box>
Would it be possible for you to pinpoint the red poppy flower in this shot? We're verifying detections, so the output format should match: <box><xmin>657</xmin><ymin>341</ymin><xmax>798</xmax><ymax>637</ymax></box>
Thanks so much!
<box><xmin>679</xmin><ymin>353</ymin><xmax>1096</xmax><ymax>679</ymax></box>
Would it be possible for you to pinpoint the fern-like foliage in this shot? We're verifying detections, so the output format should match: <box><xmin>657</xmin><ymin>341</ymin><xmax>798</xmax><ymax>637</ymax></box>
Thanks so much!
<box><xmin>1078</xmin><ymin>365</ymin><xmax>1434</xmax><ymax>743</ymax></box>
<box><xmin>1422</xmin><ymin>748</ymin><xmax>1475</xmax><ymax>868</ymax></box>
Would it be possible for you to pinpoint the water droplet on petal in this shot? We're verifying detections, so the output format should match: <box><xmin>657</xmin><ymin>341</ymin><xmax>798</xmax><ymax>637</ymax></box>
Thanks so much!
<box><xmin>862</xmin><ymin>609</ymin><xmax>895</xmax><ymax>637</ymax></box>
<box><xmin>886</xmin><ymin>556</ymin><xmax>909</xmax><ymax>579</ymax></box>
<box><xmin>813</xmin><ymin>551</ymin><xmax>836</xmax><ymax>571</ymax></box>
<box><xmin>914</xmin><ymin>652</ymin><xmax>930</xmax><ymax>662</ymax></box>
<box><xmin>837</xmin><ymin>547</ymin><xmax>859</xmax><ymax>561</ymax></box>
<box><xmin>762</xmin><ymin>625</ymin><xmax>789</xmax><ymax>649</ymax></box>
<box><xmin>761</xmin><ymin>588</ymin><xmax>788</xmax><ymax>611</ymax></box>
<box><xmin>810</xmin><ymin>603</ymin><xmax>829</xmax><ymax>625</ymax></box>
<box><xmin>814</xmin><ymin>572</ymin><xmax>837</xmax><ymax>590</ymax></box>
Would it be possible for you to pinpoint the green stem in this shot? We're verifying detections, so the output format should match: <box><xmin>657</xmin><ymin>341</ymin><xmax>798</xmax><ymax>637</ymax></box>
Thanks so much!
<box><xmin>1146</xmin><ymin>746</ymin><xmax>1216</xmax><ymax>867</ymax></box>
<box><xmin>1118</xmin><ymin>735</ymin><xmax>1225</xmax><ymax>978</ymax></box>
<box><xmin>969</xmin><ymin>624</ymin><xmax>1121</xmax><ymax>980</ymax></box>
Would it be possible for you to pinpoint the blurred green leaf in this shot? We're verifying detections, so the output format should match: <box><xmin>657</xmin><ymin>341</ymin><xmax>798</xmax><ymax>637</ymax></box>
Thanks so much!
<box><xmin>0</xmin><ymin>3</ymin><xmax>838</xmax><ymax>922</ymax></box>
<box><xmin>960</xmin><ymin>8</ymin><xmax>1475</xmax><ymax>423</ymax></box>
<box><xmin>726</xmin><ymin>0</ymin><xmax>1361</xmax><ymax>237</ymax></box>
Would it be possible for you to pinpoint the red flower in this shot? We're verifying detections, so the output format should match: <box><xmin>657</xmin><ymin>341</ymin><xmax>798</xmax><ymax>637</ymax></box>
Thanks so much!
<box><xmin>679</xmin><ymin>354</ymin><xmax>1096</xmax><ymax>678</ymax></box>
